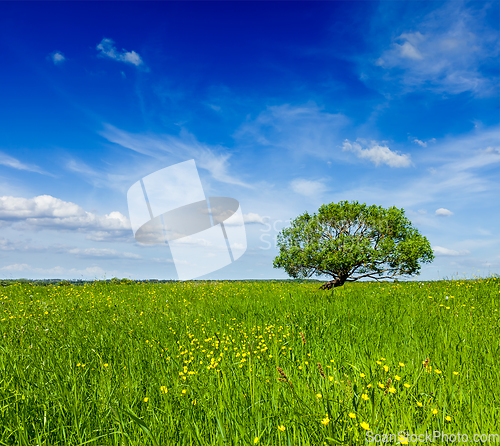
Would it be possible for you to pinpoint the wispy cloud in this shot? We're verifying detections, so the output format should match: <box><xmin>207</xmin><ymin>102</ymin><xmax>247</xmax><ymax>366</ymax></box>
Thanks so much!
<box><xmin>373</xmin><ymin>2</ymin><xmax>499</xmax><ymax>97</ymax></box>
<box><xmin>290</xmin><ymin>179</ymin><xmax>328</xmax><ymax>197</ymax></box>
<box><xmin>49</xmin><ymin>51</ymin><xmax>65</xmax><ymax>65</ymax></box>
<box><xmin>67</xmin><ymin>247</ymin><xmax>141</xmax><ymax>260</ymax></box>
<box><xmin>411</xmin><ymin>138</ymin><xmax>436</xmax><ymax>148</ymax></box>
<box><xmin>234</xmin><ymin>103</ymin><xmax>350</xmax><ymax>161</ymax></box>
<box><xmin>337</xmin><ymin>125</ymin><xmax>500</xmax><ymax>208</ymax></box>
<box><xmin>433</xmin><ymin>246</ymin><xmax>470</xmax><ymax>256</ymax></box>
<box><xmin>96</xmin><ymin>38</ymin><xmax>145</xmax><ymax>68</ymax></box>
<box><xmin>100</xmin><ymin>124</ymin><xmax>251</xmax><ymax>188</ymax></box>
<box><xmin>64</xmin><ymin>157</ymin><xmax>132</xmax><ymax>191</ymax></box>
<box><xmin>342</xmin><ymin>139</ymin><xmax>412</xmax><ymax>168</ymax></box>
<box><xmin>0</xmin><ymin>151</ymin><xmax>49</xmax><ymax>175</ymax></box>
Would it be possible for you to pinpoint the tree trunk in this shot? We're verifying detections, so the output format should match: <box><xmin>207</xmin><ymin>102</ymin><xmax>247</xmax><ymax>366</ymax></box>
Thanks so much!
<box><xmin>319</xmin><ymin>277</ymin><xmax>345</xmax><ymax>290</ymax></box>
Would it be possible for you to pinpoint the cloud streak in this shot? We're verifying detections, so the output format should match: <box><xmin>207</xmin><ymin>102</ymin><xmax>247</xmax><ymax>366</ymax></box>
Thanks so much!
<box><xmin>0</xmin><ymin>151</ymin><xmax>49</xmax><ymax>175</ymax></box>
<box><xmin>290</xmin><ymin>179</ymin><xmax>328</xmax><ymax>197</ymax></box>
<box><xmin>100</xmin><ymin>124</ymin><xmax>251</xmax><ymax>188</ymax></box>
<box><xmin>96</xmin><ymin>38</ymin><xmax>145</xmax><ymax>67</ymax></box>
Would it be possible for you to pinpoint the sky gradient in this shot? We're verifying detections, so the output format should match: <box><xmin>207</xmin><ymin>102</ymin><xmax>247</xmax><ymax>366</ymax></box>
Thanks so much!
<box><xmin>0</xmin><ymin>1</ymin><xmax>499</xmax><ymax>281</ymax></box>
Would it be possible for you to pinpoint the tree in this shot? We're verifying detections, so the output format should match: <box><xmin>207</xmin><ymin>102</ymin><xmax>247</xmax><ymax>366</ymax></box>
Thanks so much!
<box><xmin>273</xmin><ymin>201</ymin><xmax>434</xmax><ymax>289</ymax></box>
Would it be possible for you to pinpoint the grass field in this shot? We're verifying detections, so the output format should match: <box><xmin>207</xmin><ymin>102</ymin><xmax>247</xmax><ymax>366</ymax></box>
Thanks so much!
<box><xmin>1</xmin><ymin>278</ymin><xmax>499</xmax><ymax>445</ymax></box>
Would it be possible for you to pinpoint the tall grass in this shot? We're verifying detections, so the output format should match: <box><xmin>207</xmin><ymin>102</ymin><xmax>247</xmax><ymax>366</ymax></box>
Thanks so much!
<box><xmin>0</xmin><ymin>278</ymin><xmax>499</xmax><ymax>445</ymax></box>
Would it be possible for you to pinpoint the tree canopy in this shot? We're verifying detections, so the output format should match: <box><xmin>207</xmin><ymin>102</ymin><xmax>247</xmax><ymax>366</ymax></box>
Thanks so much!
<box><xmin>273</xmin><ymin>201</ymin><xmax>434</xmax><ymax>289</ymax></box>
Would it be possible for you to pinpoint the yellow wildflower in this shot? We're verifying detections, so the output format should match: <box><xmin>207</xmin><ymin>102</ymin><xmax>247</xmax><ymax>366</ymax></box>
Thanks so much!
<box><xmin>278</xmin><ymin>425</ymin><xmax>286</xmax><ymax>432</ymax></box>
<box><xmin>360</xmin><ymin>421</ymin><xmax>370</xmax><ymax>430</ymax></box>
<box><xmin>362</xmin><ymin>394</ymin><xmax>369</xmax><ymax>401</ymax></box>
<box><xmin>348</xmin><ymin>413</ymin><xmax>356</xmax><ymax>419</ymax></box>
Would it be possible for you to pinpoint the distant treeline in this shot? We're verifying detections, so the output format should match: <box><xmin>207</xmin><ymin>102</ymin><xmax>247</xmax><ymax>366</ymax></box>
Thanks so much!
<box><xmin>0</xmin><ymin>277</ymin><xmax>325</xmax><ymax>287</ymax></box>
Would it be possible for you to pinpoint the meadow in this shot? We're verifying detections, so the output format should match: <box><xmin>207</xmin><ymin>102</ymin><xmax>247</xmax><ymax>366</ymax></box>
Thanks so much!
<box><xmin>0</xmin><ymin>278</ymin><xmax>499</xmax><ymax>445</ymax></box>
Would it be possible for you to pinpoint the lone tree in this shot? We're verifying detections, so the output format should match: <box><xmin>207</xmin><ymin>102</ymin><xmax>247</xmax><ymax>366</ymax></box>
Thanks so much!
<box><xmin>273</xmin><ymin>201</ymin><xmax>434</xmax><ymax>289</ymax></box>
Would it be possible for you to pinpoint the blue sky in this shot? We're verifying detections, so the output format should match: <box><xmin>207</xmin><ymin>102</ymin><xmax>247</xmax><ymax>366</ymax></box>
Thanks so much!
<box><xmin>0</xmin><ymin>1</ymin><xmax>498</xmax><ymax>281</ymax></box>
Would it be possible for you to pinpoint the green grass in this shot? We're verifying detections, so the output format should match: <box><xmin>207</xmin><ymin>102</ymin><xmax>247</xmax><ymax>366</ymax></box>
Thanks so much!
<box><xmin>0</xmin><ymin>278</ymin><xmax>499</xmax><ymax>445</ymax></box>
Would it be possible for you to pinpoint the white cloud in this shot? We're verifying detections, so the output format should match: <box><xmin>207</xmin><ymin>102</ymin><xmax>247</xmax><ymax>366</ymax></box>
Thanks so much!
<box><xmin>433</xmin><ymin>246</ymin><xmax>470</xmax><ymax>256</ymax></box>
<box><xmin>0</xmin><ymin>196</ymin><xmax>131</xmax><ymax>240</ymax></box>
<box><xmin>373</xmin><ymin>2</ymin><xmax>499</xmax><ymax>97</ymax></box>
<box><xmin>243</xmin><ymin>213</ymin><xmax>266</xmax><ymax>224</ymax></box>
<box><xmin>412</xmin><ymin>139</ymin><xmax>427</xmax><ymax>147</ymax></box>
<box><xmin>50</xmin><ymin>51</ymin><xmax>65</xmax><ymax>65</ymax></box>
<box><xmin>1</xmin><ymin>263</ymin><xmax>31</xmax><ymax>272</ymax></box>
<box><xmin>290</xmin><ymin>179</ymin><xmax>328</xmax><ymax>197</ymax></box>
<box><xmin>0</xmin><ymin>151</ymin><xmax>48</xmax><ymax>175</ymax></box>
<box><xmin>0</xmin><ymin>195</ymin><xmax>84</xmax><ymax>219</ymax></box>
<box><xmin>96</xmin><ymin>38</ymin><xmax>144</xmax><ymax>67</ymax></box>
<box><xmin>100</xmin><ymin>124</ymin><xmax>250</xmax><ymax>188</ymax></box>
<box><xmin>342</xmin><ymin>140</ymin><xmax>412</xmax><ymax>168</ymax></box>
<box><xmin>67</xmin><ymin>248</ymin><xmax>141</xmax><ymax>260</ymax></box>
<box><xmin>435</xmin><ymin>208</ymin><xmax>453</xmax><ymax>217</ymax></box>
